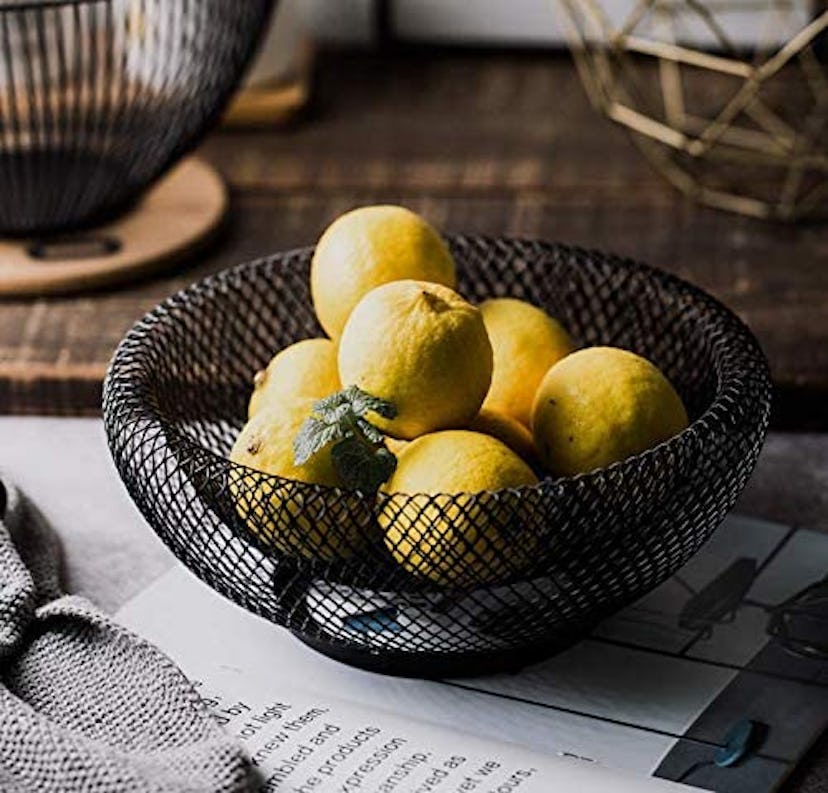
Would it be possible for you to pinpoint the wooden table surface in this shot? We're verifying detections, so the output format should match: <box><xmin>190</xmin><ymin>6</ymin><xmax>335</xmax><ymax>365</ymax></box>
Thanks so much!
<box><xmin>0</xmin><ymin>48</ymin><xmax>826</xmax><ymax>425</ymax></box>
<box><xmin>0</xmin><ymin>47</ymin><xmax>826</xmax><ymax>790</ymax></box>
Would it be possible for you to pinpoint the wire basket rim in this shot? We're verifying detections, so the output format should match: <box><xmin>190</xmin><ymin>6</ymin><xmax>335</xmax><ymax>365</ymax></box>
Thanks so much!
<box><xmin>103</xmin><ymin>234</ymin><xmax>771</xmax><ymax>503</ymax></box>
<box><xmin>101</xmin><ymin>236</ymin><xmax>772</xmax><ymax>670</ymax></box>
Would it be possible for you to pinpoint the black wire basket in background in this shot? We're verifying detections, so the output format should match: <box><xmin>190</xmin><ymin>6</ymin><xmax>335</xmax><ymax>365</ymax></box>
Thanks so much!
<box><xmin>0</xmin><ymin>0</ymin><xmax>273</xmax><ymax>235</ymax></box>
<box><xmin>103</xmin><ymin>237</ymin><xmax>772</xmax><ymax>677</ymax></box>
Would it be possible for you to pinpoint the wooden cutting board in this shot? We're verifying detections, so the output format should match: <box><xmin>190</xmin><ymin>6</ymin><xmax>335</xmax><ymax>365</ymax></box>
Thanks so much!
<box><xmin>0</xmin><ymin>157</ymin><xmax>227</xmax><ymax>298</ymax></box>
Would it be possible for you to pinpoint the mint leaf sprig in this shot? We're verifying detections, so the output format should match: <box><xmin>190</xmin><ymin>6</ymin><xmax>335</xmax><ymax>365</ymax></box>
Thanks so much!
<box><xmin>293</xmin><ymin>385</ymin><xmax>398</xmax><ymax>492</ymax></box>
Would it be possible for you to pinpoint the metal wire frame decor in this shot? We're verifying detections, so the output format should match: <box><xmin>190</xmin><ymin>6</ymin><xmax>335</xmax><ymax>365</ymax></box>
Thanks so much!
<box><xmin>559</xmin><ymin>0</ymin><xmax>828</xmax><ymax>221</ymax></box>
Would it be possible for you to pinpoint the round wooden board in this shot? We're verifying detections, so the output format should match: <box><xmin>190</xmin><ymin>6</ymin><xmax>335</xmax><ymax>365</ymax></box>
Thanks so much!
<box><xmin>0</xmin><ymin>157</ymin><xmax>228</xmax><ymax>298</ymax></box>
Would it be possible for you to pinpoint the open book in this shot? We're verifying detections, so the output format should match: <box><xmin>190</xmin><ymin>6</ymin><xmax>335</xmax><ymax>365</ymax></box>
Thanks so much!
<box><xmin>118</xmin><ymin>514</ymin><xmax>828</xmax><ymax>793</ymax></box>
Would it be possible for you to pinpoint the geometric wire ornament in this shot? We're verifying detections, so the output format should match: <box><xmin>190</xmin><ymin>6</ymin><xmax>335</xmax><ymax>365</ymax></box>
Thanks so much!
<box><xmin>103</xmin><ymin>237</ymin><xmax>772</xmax><ymax>677</ymax></box>
<box><xmin>0</xmin><ymin>0</ymin><xmax>273</xmax><ymax>235</ymax></box>
<box><xmin>559</xmin><ymin>0</ymin><xmax>828</xmax><ymax>221</ymax></box>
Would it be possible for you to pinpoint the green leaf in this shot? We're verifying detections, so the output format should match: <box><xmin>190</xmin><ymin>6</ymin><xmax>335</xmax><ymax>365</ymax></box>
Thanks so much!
<box><xmin>348</xmin><ymin>386</ymin><xmax>398</xmax><ymax>420</ymax></box>
<box><xmin>293</xmin><ymin>417</ymin><xmax>344</xmax><ymax>466</ymax></box>
<box><xmin>310</xmin><ymin>389</ymin><xmax>350</xmax><ymax>415</ymax></box>
<box><xmin>291</xmin><ymin>385</ymin><xmax>399</xmax><ymax>490</ymax></box>
<box><xmin>332</xmin><ymin>437</ymin><xmax>398</xmax><ymax>491</ymax></box>
<box><xmin>355</xmin><ymin>417</ymin><xmax>385</xmax><ymax>445</ymax></box>
<box><xmin>311</xmin><ymin>385</ymin><xmax>396</xmax><ymax>422</ymax></box>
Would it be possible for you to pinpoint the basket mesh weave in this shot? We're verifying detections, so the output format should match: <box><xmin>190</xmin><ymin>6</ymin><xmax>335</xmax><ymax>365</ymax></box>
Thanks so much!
<box><xmin>0</xmin><ymin>0</ymin><xmax>272</xmax><ymax>234</ymax></box>
<box><xmin>103</xmin><ymin>237</ymin><xmax>771</xmax><ymax>676</ymax></box>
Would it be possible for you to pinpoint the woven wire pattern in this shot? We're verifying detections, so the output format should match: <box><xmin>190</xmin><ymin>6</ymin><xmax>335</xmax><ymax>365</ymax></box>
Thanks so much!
<box><xmin>103</xmin><ymin>237</ymin><xmax>771</xmax><ymax>674</ymax></box>
<box><xmin>559</xmin><ymin>0</ymin><xmax>828</xmax><ymax>221</ymax></box>
<box><xmin>0</xmin><ymin>0</ymin><xmax>272</xmax><ymax>235</ymax></box>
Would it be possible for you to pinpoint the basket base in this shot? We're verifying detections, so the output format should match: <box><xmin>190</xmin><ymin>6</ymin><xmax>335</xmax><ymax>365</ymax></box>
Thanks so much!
<box><xmin>0</xmin><ymin>157</ymin><xmax>227</xmax><ymax>297</ymax></box>
<box><xmin>292</xmin><ymin>630</ymin><xmax>585</xmax><ymax>679</ymax></box>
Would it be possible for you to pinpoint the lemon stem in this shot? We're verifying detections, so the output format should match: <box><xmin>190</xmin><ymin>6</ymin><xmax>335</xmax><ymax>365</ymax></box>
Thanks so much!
<box><xmin>420</xmin><ymin>290</ymin><xmax>450</xmax><ymax>313</ymax></box>
<box><xmin>345</xmin><ymin>413</ymin><xmax>381</xmax><ymax>452</ymax></box>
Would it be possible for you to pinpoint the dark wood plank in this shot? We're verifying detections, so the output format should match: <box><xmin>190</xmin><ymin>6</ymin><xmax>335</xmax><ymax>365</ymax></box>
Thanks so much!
<box><xmin>1</xmin><ymin>189</ymin><xmax>825</xmax><ymax>421</ymax></box>
<box><xmin>201</xmin><ymin>49</ymin><xmax>675</xmax><ymax>197</ymax></box>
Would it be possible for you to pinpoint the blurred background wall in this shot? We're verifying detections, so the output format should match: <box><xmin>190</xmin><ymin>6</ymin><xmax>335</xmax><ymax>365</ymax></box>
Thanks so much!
<box><xmin>306</xmin><ymin>0</ymin><xmax>568</xmax><ymax>45</ymax></box>
<box><xmin>299</xmin><ymin>0</ymin><xmax>808</xmax><ymax>47</ymax></box>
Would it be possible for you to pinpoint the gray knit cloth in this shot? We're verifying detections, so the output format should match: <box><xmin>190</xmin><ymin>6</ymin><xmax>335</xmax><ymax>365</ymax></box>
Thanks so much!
<box><xmin>0</xmin><ymin>476</ymin><xmax>255</xmax><ymax>792</ymax></box>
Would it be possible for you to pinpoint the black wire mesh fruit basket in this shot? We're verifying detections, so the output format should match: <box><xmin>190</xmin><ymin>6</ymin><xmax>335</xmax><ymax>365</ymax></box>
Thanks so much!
<box><xmin>0</xmin><ymin>0</ymin><xmax>272</xmax><ymax>235</ymax></box>
<box><xmin>103</xmin><ymin>236</ymin><xmax>771</xmax><ymax>677</ymax></box>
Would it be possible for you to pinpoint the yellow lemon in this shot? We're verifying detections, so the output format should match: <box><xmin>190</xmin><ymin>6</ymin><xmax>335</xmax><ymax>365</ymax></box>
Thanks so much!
<box><xmin>248</xmin><ymin>338</ymin><xmax>340</xmax><ymax>419</ymax></box>
<box><xmin>385</xmin><ymin>437</ymin><xmax>409</xmax><ymax>456</ymax></box>
<box><xmin>532</xmin><ymin>347</ymin><xmax>689</xmax><ymax>477</ymax></box>
<box><xmin>338</xmin><ymin>280</ymin><xmax>493</xmax><ymax>440</ymax></box>
<box><xmin>311</xmin><ymin>205</ymin><xmax>456</xmax><ymax>338</ymax></box>
<box><xmin>480</xmin><ymin>298</ymin><xmax>574</xmax><ymax>428</ymax></box>
<box><xmin>229</xmin><ymin>399</ymin><xmax>369</xmax><ymax>559</ymax></box>
<box><xmin>379</xmin><ymin>430</ymin><xmax>539</xmax><ymax>586</ymax></box>
<box><xmin>469</xmin><ymin>407</ymin><xmax>539</xmax><ymax>469</ymax></box>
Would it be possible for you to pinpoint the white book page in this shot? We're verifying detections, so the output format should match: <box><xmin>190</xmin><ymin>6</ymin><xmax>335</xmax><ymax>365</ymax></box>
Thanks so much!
<box><xmin>118</xmin><ymin>568</ymin><xmax>696</xmax><ymax>793</ymax></box>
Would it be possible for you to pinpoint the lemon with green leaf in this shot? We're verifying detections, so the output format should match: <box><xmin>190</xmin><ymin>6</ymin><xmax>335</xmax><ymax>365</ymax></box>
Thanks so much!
<box><xmin>230</xmin><ymin>398</ymin><xmax>371</xmax><ymax>559</ymax></box>
<box><xmin>293</xmin><ymin>386</ymin><xmax>399</xmax><ymax>492</ymax></box>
